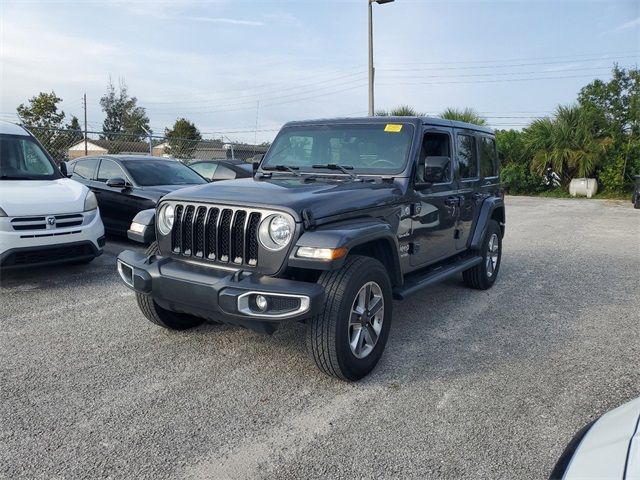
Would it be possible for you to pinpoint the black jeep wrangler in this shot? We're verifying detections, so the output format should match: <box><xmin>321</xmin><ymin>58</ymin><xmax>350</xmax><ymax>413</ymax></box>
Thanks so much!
<box><xmin>117</xmin><ymin>117</ymin><xmax>505</xmax><ymax>381</ymax></box>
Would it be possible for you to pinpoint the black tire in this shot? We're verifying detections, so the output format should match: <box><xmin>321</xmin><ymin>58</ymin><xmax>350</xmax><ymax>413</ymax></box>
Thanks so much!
<box><xmin>135</xmin><ymin>242</ymin><xmax>205</xmax><ymax>330</ymax></box>
<box><xmin>634</xmin><ymin>192</ymin><xmax>640</xmax><ymax>209</ymax></box>
<box><xmin>463</xmin><ymin>219</ymin><xmax>502</xmax><ymax>290</ymax></box>
<box><xmin>307</xmin><ymin>255</ymin><xmax>393</xmax><ymax>381</ymax></box>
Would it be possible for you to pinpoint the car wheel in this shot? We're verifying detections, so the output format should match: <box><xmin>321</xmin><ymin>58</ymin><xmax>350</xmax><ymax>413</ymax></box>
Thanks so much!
<box><xmin>307</xmin><ymin>255</ymin><xmax>392</xmax><ymax>381</ymax></box>
<box><xmin>634</xmin><ymin>192</ymin><xmax>640</xmax><ymax>209</ymax></box>
<box><xmin>135</xmin><ymin>242</ymin><xmax>205</xmax><ymax>330</ymax></box>
<box><xmin>463</xmin><ymin>219</ymin><xmax>502</xmax><ymax>290</ymax></box>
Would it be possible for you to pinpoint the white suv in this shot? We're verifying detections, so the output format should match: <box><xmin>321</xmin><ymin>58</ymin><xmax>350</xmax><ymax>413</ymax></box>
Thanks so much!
<box><xmin>0</xmin><ymin>122</ymin><xmax>105</xmax><ymax>268</ymax></box>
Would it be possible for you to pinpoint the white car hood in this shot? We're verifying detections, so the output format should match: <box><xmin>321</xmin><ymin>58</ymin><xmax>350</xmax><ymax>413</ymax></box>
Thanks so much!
<box><xmin>565</xmin><ymin>397</ymin><xmax>640</xmax><ymax>479</ymax></box>
<box><xmin>0</xmin><ymin>178</ymin><xmax>89</xmax><ymax>216</ymax></box>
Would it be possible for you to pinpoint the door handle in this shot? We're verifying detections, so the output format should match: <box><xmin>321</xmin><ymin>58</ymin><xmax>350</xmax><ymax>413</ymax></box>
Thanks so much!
<box><xmin>445</xmin><ymin>196</ymin><xmax>460</xmax><ymax>206</ymax></box>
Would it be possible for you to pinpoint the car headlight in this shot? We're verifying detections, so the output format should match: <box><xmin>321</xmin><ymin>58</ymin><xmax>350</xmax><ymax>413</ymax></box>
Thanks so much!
<box><xmin>157</xmin><ymin>203</ymin><xmax>175</xmax><ymax>236</ymax></box>
<box><xmin>259</xmin><ymin>214</ymin><xmax>294</xmax><ymax>250</ymax></box>
<box><xmin>84</xmin><ymin>191</ymin><xmax>98</xmax><ymax>211</ymax></box>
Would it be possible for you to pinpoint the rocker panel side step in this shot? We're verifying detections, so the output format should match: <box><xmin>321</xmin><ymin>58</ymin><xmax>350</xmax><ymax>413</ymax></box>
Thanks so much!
<box><xmin>393</xmin><ymin>256</ymin><xmax>483</xmax><ymax>300</ymax></box>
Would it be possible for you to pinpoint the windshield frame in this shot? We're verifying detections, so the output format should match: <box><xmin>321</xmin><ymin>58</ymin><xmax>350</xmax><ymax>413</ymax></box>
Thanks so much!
<box><xmin>120</xmin><ymin>158</ymin><xmax>207</xmax><ymax>186</ymax></box>
<box><xmin>261</xmin><ymin>122</ymin><xmax>417</xmax><ymax>177</ymax></box>
<box><xmin>0</xmin><ymin>133</ymin><xmax>63</xmax><ymax>181</ymax></box>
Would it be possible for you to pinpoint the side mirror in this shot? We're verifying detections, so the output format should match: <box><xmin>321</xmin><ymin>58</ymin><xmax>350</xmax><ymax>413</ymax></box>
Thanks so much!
<box><xmin>252</xmin><ymin>160</ymin><xmax>261</xmax><ymax>174</ymax></box>
<box><xmin>106</xmin><ymin>177</ymin><xmax>129</xmax><ymax>189</ymax></box>
<box><xmin>423</xmin><ymin>156</ymin><xmax>451</xmax><ymax>184</ymax></box>
<box><xmin>60</xmin><ymin>162</ymin><xmax>72</xmax><ymax>178</ymax></box>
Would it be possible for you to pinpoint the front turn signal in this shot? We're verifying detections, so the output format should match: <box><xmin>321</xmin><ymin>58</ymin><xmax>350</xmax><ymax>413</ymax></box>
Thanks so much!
<box><xmin>296</xmin><ymin>246</ymin><xmax>348</xmax><ymax>261</ymax></box>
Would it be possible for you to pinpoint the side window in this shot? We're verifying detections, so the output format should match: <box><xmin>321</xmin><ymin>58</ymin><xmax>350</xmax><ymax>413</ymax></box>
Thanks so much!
<box><xmin>213</xmin><ymin>164</ymin><xmax>237</xmax><ymax>181</ymax></box>
<box><xmin>191</xmin><ymin>162</ymin><xmax>217</xmax><ymax>179</ymax></box>
<box><xmin>480</xmin><ymin>137</ymin><xmax>498</xmax><ymax>178</ymax></box>
<box><xmin>72</xmin><ymin>159</ymin><xmax>98</xmax><ymax>179</ymax></box>
<box><xmin>456</xmin><ymin>134</ymin><xmax>477</xmax><ymax>179</ymax></box>
<box><xmin>97</xmin><ymin>159</ymin><xmax>126</xmax><ymax>182</ymax></box>
<box><xmin>416</xmin><ymin>132</ymin><xmax>452</xmax><ymax>184</ymax></box>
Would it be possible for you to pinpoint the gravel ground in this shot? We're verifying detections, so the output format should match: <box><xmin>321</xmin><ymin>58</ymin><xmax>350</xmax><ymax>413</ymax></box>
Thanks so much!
<box><xmin>1</xmin><ymin>196</ymin><xmax>638</xmax><ymax>480</ymax></box>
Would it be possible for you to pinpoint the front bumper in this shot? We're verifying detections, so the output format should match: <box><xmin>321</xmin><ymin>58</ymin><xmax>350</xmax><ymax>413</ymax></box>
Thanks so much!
<box><xmin>117</xmin><ymin>250</ymin><xmax>324</xmax><ymax>333</ymax></box>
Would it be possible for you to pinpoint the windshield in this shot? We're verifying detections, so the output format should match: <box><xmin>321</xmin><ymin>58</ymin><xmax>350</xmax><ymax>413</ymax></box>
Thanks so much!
<box><xmin>121</xmin><ymin>159</ymin><xmax>207</xmax><ymax>186</ymax></box>
<box><xmin>262</xmin><ymin>123</ymin><xmax>415</xmax><ymax>175</ymax></box>
<box><xmin>0</xmin><ymin>134</ymin><xmax>60</xmax><ymax>180</ymax></box>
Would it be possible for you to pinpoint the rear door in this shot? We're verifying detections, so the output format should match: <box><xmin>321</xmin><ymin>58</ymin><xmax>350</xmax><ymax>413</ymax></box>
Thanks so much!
<box><xmin>454</xmin><ymin>129</ymin><xmax>481</xmax><ymax>250</ymax></box>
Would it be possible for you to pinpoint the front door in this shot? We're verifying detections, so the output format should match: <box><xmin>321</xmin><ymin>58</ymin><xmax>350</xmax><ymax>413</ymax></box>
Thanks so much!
<box><xmin>410</xmin><ymin>128</ymin><xmax>459</xmax><ymax>266</ymax></box>
<box><xmin>94</xmin><ymin>159</ymin><xmax>138</xmax><ymax>234</ymax></box>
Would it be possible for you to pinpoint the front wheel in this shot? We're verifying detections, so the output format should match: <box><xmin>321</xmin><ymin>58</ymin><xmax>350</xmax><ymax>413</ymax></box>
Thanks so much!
<box><xmin>307</xmin><ymin>255</ymin><xmax>393</xmax><ymax>381</ymax></box>
<box><xmin>634</xmin><ymin>192</ymin><xmax>640</xmax><ymax>209</ymax></box>
<box><xmin>135</xmin><ymin>242</ymin><xmax>205</xmax><ymax>330</ymax></box>
<box><xmin>462</xmin><ymin>219</ymin><xmax>502</xmax><ymax>290</ymax></box>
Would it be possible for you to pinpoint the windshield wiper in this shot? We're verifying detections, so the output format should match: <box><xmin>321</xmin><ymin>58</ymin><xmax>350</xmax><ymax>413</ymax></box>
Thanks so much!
<box><xmin>262</xmin><ymin>165</ymin><xmax>301</xmax><ymax>177</ymax></box>
<box><xmin>312</xmin><ymin>164</ymin><xmax>358</xmax><ymax>180</ymax></box>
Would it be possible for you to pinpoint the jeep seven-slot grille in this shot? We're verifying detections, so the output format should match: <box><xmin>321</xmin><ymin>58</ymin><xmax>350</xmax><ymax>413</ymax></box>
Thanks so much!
<box><xmin>170</xmin><ymin>203</ymin><xmax>261</xmax><ymax>267</ymax></box>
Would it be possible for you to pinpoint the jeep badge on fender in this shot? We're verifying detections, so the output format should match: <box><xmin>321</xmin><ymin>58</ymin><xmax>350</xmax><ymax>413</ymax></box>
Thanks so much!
<box><xmin>117</xmin><ymin>116</ymin><xmax>505</xmax><ymax>381</ymax></box>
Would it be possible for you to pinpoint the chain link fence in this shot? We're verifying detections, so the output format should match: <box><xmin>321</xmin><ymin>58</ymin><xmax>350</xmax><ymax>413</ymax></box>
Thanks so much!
<box><xmin>24</xmin><ymin>126</ymin><xmax>268</xmax><ymax>165</ymax></box>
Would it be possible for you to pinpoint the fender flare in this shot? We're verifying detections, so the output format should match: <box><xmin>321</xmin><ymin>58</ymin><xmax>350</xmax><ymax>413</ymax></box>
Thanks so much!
<box><xmin>469</xmin><ymin>197</ymin><xmax>505</xmax><ymax>251</ymax></box>
<box><xmin>288</xmin><ymin>218</ymin><xmax>403</xmax><ymax>285</ymax></box>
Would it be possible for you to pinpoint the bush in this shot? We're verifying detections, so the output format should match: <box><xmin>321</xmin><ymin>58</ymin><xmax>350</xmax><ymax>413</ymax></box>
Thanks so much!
<box><xmin>597</xmin><ymin>153</ymin><xmax>626</xmax><ymax>193</ymax></box>
<box><xmin>500</xmin><ymin>163</ymin><xmax>540</xmax><ymax>194</ymax></box>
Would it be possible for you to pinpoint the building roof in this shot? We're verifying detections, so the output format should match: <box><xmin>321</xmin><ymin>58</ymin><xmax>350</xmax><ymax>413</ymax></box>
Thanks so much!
<box><xmin>68</xmin><ymin>139</ymin><xmax>150</xmax><ymax>152</ymax></box>
<box><xmin>0</xmin><ymin>121</ymin><xmax>30</xmax><ymax>136</ymax></box>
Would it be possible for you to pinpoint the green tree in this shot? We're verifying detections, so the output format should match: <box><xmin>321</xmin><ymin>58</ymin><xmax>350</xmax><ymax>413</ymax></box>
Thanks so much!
<box><xmin>578</xmin><ymin>65</ymin><xmax>640</xmax><ymax>140</ymax></box>
<box><xmin>527</xmin><ymin>105</ymin><xmax>611</xmax><ymax>182</ymax></box>
<box><xmin>439</xmin><ymin>107</ymin><xmax>487</xmax><ymax>126</ymax></box>
<box><xmin>100</xmin><ymin>78</ymin><xmax>150</xmax><ymax>142</ymax></box>
<box><xmin>16</xmin><ymin>91</ymin><xmax>65</xmax><ymax>129</ymax></box>
<box><xmin>495</xmin><ymin>129</ymin><xmax>528</xmax><ymax>165</ymax></box>
<box><xmin>164</xmin><ymin>118</ymin><xmax>202</xmax><ymax>159</ymax></box>
<box><xmin>65</xmin><ymin>115</ymin><xmax>84</xmax><ymax>144</ymax></box>
<box><xmin>16</xmin><ymin>91</ymin><xmax>69</xmax><ymax>161</ymax></box>
<box><xmin>376</xmin><ymin>105</ymin><xmax>425</xmax><ymax>116</ymax></box>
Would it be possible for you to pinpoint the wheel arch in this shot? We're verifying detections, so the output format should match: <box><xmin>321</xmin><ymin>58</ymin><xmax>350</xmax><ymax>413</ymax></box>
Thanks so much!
<box><xmin>470</xmin><ymin>197</ymin><xmax>506</xmax><ymax>250</ymax></box>
<box><xmin>288</xmin><ymin>218</ymin><xmax>403</xmax><ymax>287</ymax></box>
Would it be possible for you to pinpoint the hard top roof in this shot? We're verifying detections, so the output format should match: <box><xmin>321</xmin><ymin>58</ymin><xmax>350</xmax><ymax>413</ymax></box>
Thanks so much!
<box><xmin>282</xmin><ymin>116</ymin><xmax>494</xmax><ymax>135</ymax></box>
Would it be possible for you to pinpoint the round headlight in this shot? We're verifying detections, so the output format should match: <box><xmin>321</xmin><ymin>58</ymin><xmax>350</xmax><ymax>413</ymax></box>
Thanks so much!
<box><xmin>157</xmin><ymin>204</ymin><xmax>175</xmax><ymax>235</ymax></box>
<box><xmin>259</xmin><ymin>214</ymin><xmax>294</xmax><ymax>250</ymax></box>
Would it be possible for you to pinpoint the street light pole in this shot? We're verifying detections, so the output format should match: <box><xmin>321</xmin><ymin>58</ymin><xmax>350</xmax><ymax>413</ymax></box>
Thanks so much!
<box><xmin>368</xmin><ymin>0</ymin><xmax>394</xmax><ymax>117</ymax></box>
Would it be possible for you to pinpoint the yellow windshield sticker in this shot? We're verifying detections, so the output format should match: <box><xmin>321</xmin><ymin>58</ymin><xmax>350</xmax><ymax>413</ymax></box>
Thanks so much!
<box><xmin>384</xmin><ymin>124</ymin><xmax>403</xmax><ymax>132</ymax></box>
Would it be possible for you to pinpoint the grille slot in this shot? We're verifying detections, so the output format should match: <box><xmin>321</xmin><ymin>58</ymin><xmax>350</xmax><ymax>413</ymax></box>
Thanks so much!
<box><xmin>169</xmin><ymin>203</ymin><xmax>263</xmax><ymax>268</ymax></box>
<box><xmin>11</xmin><ymin>213</ymin><xmax>83</xmax><ymax>231</ymax></box>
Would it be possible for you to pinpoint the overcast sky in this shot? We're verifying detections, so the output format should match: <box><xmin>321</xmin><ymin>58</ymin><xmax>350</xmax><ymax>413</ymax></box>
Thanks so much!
<box><xmin>1</xmin><ymin>0</ymin><xmax>638</xmax><ymax>142</ymax></box>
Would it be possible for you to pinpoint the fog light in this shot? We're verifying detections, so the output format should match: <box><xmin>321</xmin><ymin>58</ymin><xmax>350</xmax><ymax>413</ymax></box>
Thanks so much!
<box><xmin>255</xmin><ymin>295</ymin><xmax>268</xmax><ymax>312</ymax></box>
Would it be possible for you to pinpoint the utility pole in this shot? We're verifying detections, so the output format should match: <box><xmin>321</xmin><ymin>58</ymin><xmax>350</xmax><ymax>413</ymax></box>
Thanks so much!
<box><xmin>141</xmin><ymin>126</ymin><xmax>153</xmax><ymax>155</ymax></box>
<box><xmin>253</xmin><ymin>100</ymin><xmax>260</xmax><ymax>156</ymax></box>
<box><xmin>368</xmin><ymin>0</ymin><xmax>394</xmax><ymax>116</ymax></box>
<box><xmin>83</xmin><ymin>93</ymin><xmax>88</xmax><ymax>156</ymax></box>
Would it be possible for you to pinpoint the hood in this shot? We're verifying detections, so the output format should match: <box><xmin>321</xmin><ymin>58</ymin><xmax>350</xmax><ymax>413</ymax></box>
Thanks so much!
<box><xmin>140</xmin><ymin>184</ymin><xmax>201</xmax><ymax>197</ymax></box>
<box><xmin>563</xmin><ymin>397</ymin><xmax>640</xmax><ymax>479</ymax></box>
<box><xmin>162</xmin><ymin>177</ymin><xmax>405</xmax><ymax>220</ymax></box>
<box><xmin>0</xmin><ymin>178</ymin><xmax>89</xmax><ymax>216</ymax></box>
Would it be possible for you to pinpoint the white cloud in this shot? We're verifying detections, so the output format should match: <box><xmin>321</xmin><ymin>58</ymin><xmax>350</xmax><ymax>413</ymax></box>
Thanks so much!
<box><xmin>184</xmin><ymin>16</ymin><xmax>263</xmax><ymax>26</ymax></box>
<box><xmin>617</xmin><ymin>16</ymin><xmax>640</xmax><ymax>30</ymax></box>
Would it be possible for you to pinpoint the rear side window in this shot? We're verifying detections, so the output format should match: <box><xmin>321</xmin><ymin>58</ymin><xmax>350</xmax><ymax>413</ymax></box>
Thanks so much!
<box><xmin>213</xmin><ymin>164</ymin><xmax>237</xmax><ymax>180</ymax></box>
<box><xmin>72</xmin><ymin>159</ymin><xmax>98</xmax><ymax>179</ymax></box>
<box><xmin>97</xmin><ymin>159</ymin><xmax>126</xmax><ymax>182</ymax></box>
<box><xmin>480</xmin><ymin>137</ymin><xmax>498</xmax><ymax>178</ymax></box>
<box><xmin>457</xmin><ymin>134</ymin><xmax>477</xmax><ymax>179</ymax></box>
<box><xmin>190</xmin><ymin>162</ymin><xmax>217</xmax><ymax>179</ymax></box>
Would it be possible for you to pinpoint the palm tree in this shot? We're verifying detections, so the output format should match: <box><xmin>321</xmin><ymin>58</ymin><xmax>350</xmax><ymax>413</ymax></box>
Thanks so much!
<box><xmin>527</xmin><ymin>105</ymin><xmax>612</xmax><ymax>182</ymax></box>
<box><xmin>376</xmin><ymin>105</ymin><xmax>425</xmax><ymax>116</ymax></box>
<box><xmin>439</xmin><ymin>107</ymin><xmax>487</xmax><ymax>126</ymax></box>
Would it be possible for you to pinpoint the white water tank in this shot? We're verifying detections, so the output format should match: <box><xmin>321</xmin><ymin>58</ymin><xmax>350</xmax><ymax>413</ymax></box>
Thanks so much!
<box><xmin>569</xmin><ymin>178</ymin><xmax>598</xmax><ymax>198</ymax></box>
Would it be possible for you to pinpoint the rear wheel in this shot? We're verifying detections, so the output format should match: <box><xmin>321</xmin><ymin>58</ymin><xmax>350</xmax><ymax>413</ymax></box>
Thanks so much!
<box><xmin>634</xmin><ymin>191</ymin><xmax>640</xmax><ymax>209</ymax></box>
<box><xmin>307</xmin><ymin>255</ymin><xmax>392</xmax><ymax>381</ymax></box>
<box><xmin>463</xmin><ymin>219</ymin><xmax>502</xmax><ymax>290</ymax></box>
<box><xmin>135</xmin><ymin>242</ymin><xmax>205</xmax><ymax>330</ymax></box>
